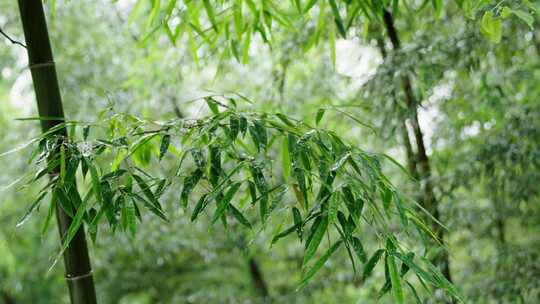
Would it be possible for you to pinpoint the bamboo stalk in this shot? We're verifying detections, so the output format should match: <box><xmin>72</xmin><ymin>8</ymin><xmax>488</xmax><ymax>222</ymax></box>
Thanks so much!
<box><xmin>17</xmin><ymin>1</ymin><xmax>97</xmax><ymax>303</ymax></box>
<box><xmin>381</xmin><ymin>9</ymin><xmax>453</xmax><ymax>284</ymax></box>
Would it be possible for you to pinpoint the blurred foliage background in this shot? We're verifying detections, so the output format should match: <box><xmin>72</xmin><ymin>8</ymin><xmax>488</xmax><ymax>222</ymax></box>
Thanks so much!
<box><xmin>1</xmin><ymin>0</ymin><xmax>540</xmax><ymax>303</ymax></box>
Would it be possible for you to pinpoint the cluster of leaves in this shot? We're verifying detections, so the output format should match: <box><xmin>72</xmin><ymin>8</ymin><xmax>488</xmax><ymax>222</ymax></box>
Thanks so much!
<box><xmin>11</xmin><ymin>96</ymin><xmax>461</xmax><ymax>302</ymax></box>
<box><xmin>123</xmin><ymin>0</ymin><xmax>536</xmax><ymax>58</ymax></box>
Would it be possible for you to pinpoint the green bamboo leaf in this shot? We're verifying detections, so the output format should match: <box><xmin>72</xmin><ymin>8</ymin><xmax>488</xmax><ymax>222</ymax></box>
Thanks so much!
<box><xmin>242</xmin><ymin>26</ymin><xmax>252</xmax><ymax>64</ymax></box>
<box><xmin>205</xmin><ymin>97</ymin><xmax>220</xmax><ymax>114</ymax></box>
<box><xmin>406</xmin><ymin>281</ymin><xmax>423</xmax><ymax>304</ymax></box>
<box><xmin>303</xmin><ymin>215</ymin><xmax>329</xmax><ymax>265</ymax></box>
<box><xmin>42</xmin><ymin>193</ymin><xmax>56</xmax><ymax>235</ymax></box>
<box><xmin>293</xmin><ymin>0</ymin><xmax>302</xmax><ymax>13</ymax></box>
<box><xmin>181</xmin><ymin>169</ymin><xmax>204</xmax><ymax>207</ymax></box>
<box><xmin>248</xmin><ymin>120</ymin><xmax>267</xmax><ymax>152</ymax></box>
<box><xmin>328</xmin><ymin>0</ymin><xmax>346</xmax><ymax>38</ymax></box>
<box><xmin>101</xmin><ymin>169</ymin><xmax>127</xmax><ymax>181</ymax></box>
<box><xmin>292</xmin><ymin>207</ymin><xmax>303</xmax><ymax>238</ymax></box>
<box><xmin>271</xmin><ymin>224</ymin><xmax>298</xmax><ymax>244</ymax></box>
<box><xmin>480</xmin><ymin>11</ymin><xmax>502</xmax><ymax>43</ymax></box>
<box><xmin>388</xmin><ymin>253</ymin><xmax>404</xmax><ymax>304</ymax></box>
<box><xmin>55</xmin><ymin>187</ymin><xmax>74</xmax><ymax>218</ymax></box>
<box><xmin>60</xmin><ymin>144</ymin><xmax>66</xmax><ymax>183</ymax></box>
<box><xmin>329</xmin><ymin>21</ymin><xmax>336</xmax><ymax>68</ymax></box>
<box><xmin>394</xmin><ymin>253</ymin><xmax>438</xmax><ymax>287</ymax></box>
<box><xmin>233</xmin><ymin>0</ymin><xmax>243</xmax><ymax>39</ymax></box>
<box><xmin>212</xmin><ymin>182</ymin><xmax>242</xmax><ymax>223</ymax></box>
<box><xmin>191</xmin><ymin>194</ymin><xmax>209</xmax><ymax>221</ymax></box>
<box><xmin>127</xmin><ymin>200</ymin><xmax>137</xmax><ymax>237</ymax></box>
<box><xmin>49</xmin><ymin>184</ymin><xmax>92</xmax><ymax>272</ymax></box>
<box><xmin>17</xmin><ymin>191</ymin><xmax>48</xmax><ymax>227</ymax></box>
<box><xmin>229</xmin><ymin>115</ymin><xmax>240</xmax><ymax>141</ymax></box>
<box><xmin>120</xmin><ymin>195</ymin><xmax>128</xmax><ymax>230</ymax></box>
<box><xmin>131</xmin><ymin>192</ymin><xmax>168</xmax><ymax>222</ymax></box>
<box><xmin>351</xmin><ymin>237</ymin><xmax>367</xmax><ymax>263</ymax></box>
<box><xmin>88</xmin><ymin>160</ymin><xmax>102</xmax><ymax>203</ymax></box>
<box><xmin>229</xmin><ymin>204</ymin><xmax>252</xmax><ymax>229</ymax></box>
<box><xmin>315</xmin><ymin>109</ymin><xmax>325</xmax><ymax>126</ymax></box>
<box><xmin>299</xmin><ymin>240</ymin><xmax>343</xmax><ymax>288</ymax></box>
<box><xmin>304</xmin><ymin>0</ymin><xmax>318</xmax><ymax>13</ymax></box>
<box><xmin>363</xmin><ymin>249</ymin><xmax>384</xmax><ymax>280</ymax></box>
<box><xmin>159</xmin><ymin>134</ymin><xmax>171</xmax><ymax>161</ymax></box>
<box><xmin>393</xmin><ymin>192</ymin><xmax>408</xmax><ymax>226</ymax></box>
<box><xmin>281</xmin><ymin>136</ymin><xmax>291</xmax><ymax>181</ymax></box>
<box><xmin>250</xmin><ymin>164</ymin><xmax>269</xmax><ymax>220</ymax></box>
<box><xmin>276</xmin><ymin>113</ymin><xmax>295</xmax><ymax>127</ymax></box>
<box><xmin>202</xmin><ymin>0</ymin><xmax>219</xmax><ymax>31</ymax></box>
<box><xmin>133</xmin><ymin>174</ymin><xmax>162</xmax><ymax>211</ymax></box>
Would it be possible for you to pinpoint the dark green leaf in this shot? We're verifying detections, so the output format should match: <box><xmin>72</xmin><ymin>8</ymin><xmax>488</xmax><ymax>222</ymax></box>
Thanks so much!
<box><xmin>133</xmin><ymin>174</ymin><xmax>162</xmax><ymax>211</ymax></box>
<box><xmin>303</xmin><ymin>215</ymin><xmax>329</xmax><ymax>265</ymax></box>
<box><xmin>159</xmin><ymin>134</ymin><xmax>171</xmax><ymax>161</ymax></box>
<box><xmin>300</xmin><ymin>240</ymin><xmax>343</xmax><ymax>287</ymax></box>
<box><xmin>229</xmin><ymin>204</ymin><xmax>252</xmax><ymax>229</ymax></box>
<box><xmin>351</xmin><ymin>237</ymin><xmax>367</xmax><ymax>263</ymax></box>
<box><xmin>315</xmin><ymin>109</ymin><xmax>325</xmax><ymax>126</ymax></box>
<box><xmin>363</xmin><ymin>249</ymin><xmax>384</xmax><ymax>280</ymax></box>
<box><xmin>212</xmin><ymin>182</ymin><xmax>242</xmax><ymax>223</ymax></box>
<box><xmin>191</xmin><ymin>194</ymin><xmax>209</xmax><ymax>222</ymax></box>
<box><xmin>181</xmin><ymin>169</ymin><xmax>204</xmax><ymax>207</ymax></box>
<box><xmin>388</xmin><ymin>253</ymin><xmax>404</xmax><ymax>304</ymax></box>
<box><xmin>329</xmin><ymin>0</ymin><xmax>346</xmax><ymax>38</ymax></box>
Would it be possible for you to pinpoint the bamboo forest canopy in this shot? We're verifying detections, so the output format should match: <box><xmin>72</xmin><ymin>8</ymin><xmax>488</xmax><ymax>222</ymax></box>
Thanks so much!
<box><xmin>0</xmin><ymin>0</ymin><xmax>539</xmax><ymax>303</ymax></box>
<box><xmin>126</xmin><ymin>0</ymin><xmax>538</xmax><ymax>58</ymax></box>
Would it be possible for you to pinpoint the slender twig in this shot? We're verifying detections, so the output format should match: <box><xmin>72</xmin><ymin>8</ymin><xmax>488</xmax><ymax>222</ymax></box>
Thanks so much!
<box><xmin>0</xmin><ymin>27</ymin><xmax>27</xmax><ymax>48</ymax></box>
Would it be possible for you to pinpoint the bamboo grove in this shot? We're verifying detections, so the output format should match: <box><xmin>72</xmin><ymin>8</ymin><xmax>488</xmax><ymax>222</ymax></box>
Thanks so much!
<box><xmin>1</xmin><ymin>0</ymin><xmax>538</xmax><ymax>303</ymax></box>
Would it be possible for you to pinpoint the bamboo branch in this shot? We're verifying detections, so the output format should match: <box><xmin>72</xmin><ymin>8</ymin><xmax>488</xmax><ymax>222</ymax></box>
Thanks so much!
<box><xmin>0</xmin><ymin>26</ymin><xmax>27</xmax><ymax>48</ymax></box>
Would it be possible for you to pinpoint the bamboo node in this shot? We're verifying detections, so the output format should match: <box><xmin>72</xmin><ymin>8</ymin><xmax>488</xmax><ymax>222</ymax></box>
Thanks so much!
<box><xmin>65</xmin><ymin>270</ymin><xmax>93</xmax><ymax>281</ymax></box>
<box><xmin>29</xmin><ymin>61</ymin><xmax>55</xmax><ymax>69</ymax></box>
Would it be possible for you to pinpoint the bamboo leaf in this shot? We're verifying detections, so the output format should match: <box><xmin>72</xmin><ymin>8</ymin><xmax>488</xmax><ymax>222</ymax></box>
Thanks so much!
<box><xmin>55</xmin><ymin>187</ymin><xmax>74</xmax><ymax>218</ymax></box>
<box><xmin>212</xmin><ymin>182</ymin><xmax>242</xmax><ymax>223</ymax></box>
<box><xmin>304</xmin><ymin>0</ymin><xmax>318</xmax><ymax>13</ymax></box>
<box><xmin>271</xmin><ymin>224</ymin><xmax>298</xmax><ymax>244</ymax></box>
<box><xmin>299</xmin><ymin>240</ymin><xmax>343</xmax><ymax>288</ymax></box>
<box><xmin>88</xmin><ymin>160</ymin><xmax>102</xmax><ymax>203</ymax></box>
<box><xmin>303</xmin><ymin>215</ymin><xmax>329</xmax><ymax>265</ymax></box>
<box><xmin>202</xmin><ymin>0</ymin><xmax>219</xmax><ymax>31</ymax></box>
<box><xmin>328</xmin><ymin>0</ymin><xmax>346</xmax><ymax>38</ymax></box>
<box><xmin>230</xmin><ymin>204</ymin><xmax>252</xmax><ymax>229</ymax></box>
<box><xmin>17</xmin><ymin>191</ymin><xmax>48</xmax><ymax>227</ymax></box>
<box><xmin>351</xmin><ymin>237</ymin><xmax>367</xmax><ymax>263</ymax></box>
<box><xmin>205</xmin><ymin>97</ymin><xmax>220</xmax><ymax>114</ymax></box>
<box><xmin>49</xmin><ymin>184</ymin><xmax>92</xmax><ymax>272</ymax></box>
<box><xmin>133</xmin><ymin>174</ymin><xmax>162</xmax><ymax>211</ymax></box>
<box><xmin>388</xmin><ymin>253</ymin><xmax>405</xmax><ymax>304</ymax></box>
<box><xmin>60</xmin><ymin>144</ymin><xmax>66</xmax><ymax>183</ymax></box>
<box><xmin>292</xmin><ymin>207</ymin><xmax>303</xmax><ymax>238</ymax></box>
<box><xmin>181</xmin><ymin>169</ymin><xmax>204</xmax><ymax>207</ymax></box>
<box><xmin>363</xmin><ymin>249</ymin><xmax>384</xmax><ymax>280</ymax></box>
<box><xmin>159</xmin><ymin>134</ymin><xmax>171</xmax><ymax>161</ymax></box>
<box><xmin>315</xmin><ymin>109</ymin><xmax>325</xmax><ymax>126</ymax></box>
<box><xmin>191</xmin><ymin>194</ymin><xmax>209</xmax><ymax>221</ymax></box>
<box><xmin>281</xmin><ymin>136</ymin><xmax>291</xmax><ymax>181</ymax></box>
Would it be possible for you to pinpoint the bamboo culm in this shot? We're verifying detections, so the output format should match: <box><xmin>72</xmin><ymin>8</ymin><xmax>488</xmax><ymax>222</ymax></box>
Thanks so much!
<box><xmin>17</xmin><ymin>1</ymin><xmax>98</xmax><ymax>303</ymax></box>
<box><xmin>381</xmin><ymin>8</ymin><xmax>453</xmax><ymax>284</ymax></box>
